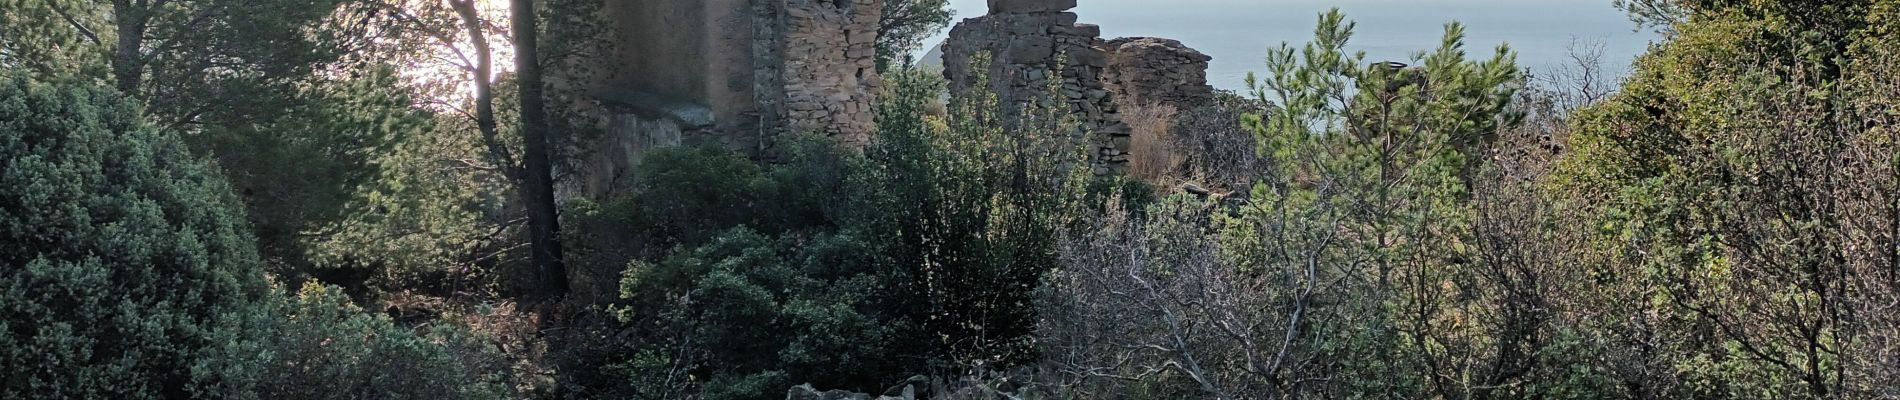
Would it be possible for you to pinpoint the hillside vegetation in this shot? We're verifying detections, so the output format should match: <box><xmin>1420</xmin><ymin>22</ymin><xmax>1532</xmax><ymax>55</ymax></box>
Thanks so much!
<box><xmin>2</xmin><ymin>0</ymin><xmax>1898</xmax><ymax>399</ymax></box>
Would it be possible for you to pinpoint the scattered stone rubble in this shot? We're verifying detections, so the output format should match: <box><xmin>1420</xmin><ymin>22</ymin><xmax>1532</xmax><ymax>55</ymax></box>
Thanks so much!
<box><xmin>786</xmin><ymin>375</ymin><xmax>921</xmax><ymax>400</ymax></box>
<box><xmin>786</xmin><ymin>384</ymin><xmax>904</xmax><ymax>400</ymax></box>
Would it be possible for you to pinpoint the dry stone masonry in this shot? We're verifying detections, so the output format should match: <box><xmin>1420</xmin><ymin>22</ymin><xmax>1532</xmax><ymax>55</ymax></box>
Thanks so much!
<box><xmin>1099</xmin><ymin>37</ymin><xmax>1215</xmax><ymax>109</ymax></box>
<box><xmin>941</xmin><ymin>0</ymin><xmax>1217</xmax><ymax>174</ymax></box>
<box><xmin>567</xmin><ymin>0</ymin><xmax>1219</xmax><ymax>198</ymax></box>
<box><xmin>941</xmin><ymin>0</ymin><xmax>1132</xmax><ymax>173</ymax></box>
<box><xmin>765</xmin><ymin>0</ymin><xmax>883</xmax><ymax>146</ymax></box>
<box><xmin>569</xmin><ymin>0</ymin><xmax>881</xmax><ymax>199</ymax></box>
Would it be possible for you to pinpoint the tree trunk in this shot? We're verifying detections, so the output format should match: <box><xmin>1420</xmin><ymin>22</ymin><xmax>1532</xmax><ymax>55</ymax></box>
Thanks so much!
<box><xmin>512</xmin><ymin>0</ymin><xmax>568</xmax><ymax>300</ymax></box>
<box><xmin>448</xmin><ymin>0</ymin><xmax>521</xmax><ymax>180</ymax></box>
<box><xmin>111</xmin><ymin>0</ymin><xmax>147</xmax><ymax>94</ymax></box>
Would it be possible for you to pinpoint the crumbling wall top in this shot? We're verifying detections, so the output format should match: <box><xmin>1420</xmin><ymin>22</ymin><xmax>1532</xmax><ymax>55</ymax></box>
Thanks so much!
<box><xmin>1100</xmin><ymin>37</ymin><xmax>1215</xmax><ymax>109</ymax></box>
<box><xmin>942</xmin><ymin>0</ymin><xmax>1131</xmax><ymax>173</ymax></box>
<box><xmin>987</xmin><ymin>0</ymin><xmax>1077</xmax><ymax>13</ymax></box>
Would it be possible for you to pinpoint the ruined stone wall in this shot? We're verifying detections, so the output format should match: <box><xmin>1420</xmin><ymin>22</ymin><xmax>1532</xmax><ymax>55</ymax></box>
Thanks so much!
<box><xmin>941</xmin><ymin>0</ymin><xmax>1132</xmax><ymax>173</ymax></box>
<box><xmin>597</xmin><ymin>0</ymin><xmax>763</xmax><ymax>131</ymax></box>
<box><xmin>1099</xmin><ymin>37</ymin><xmax>1214</xmax><ymax>109</ymax></box>
<box><xmin>773</xmin><ymin>0</ymin><xmax>882</xmax><ymax>145</ymax></box>
<box><xmin>942</xmin><ymin>2</ymin><xmax>1224</xmax><ymax>175</ymax></box>
<box><xmin>567</xmin><ymin>0</ymin><xmax>882</xmax><ymax>200</ymax></box>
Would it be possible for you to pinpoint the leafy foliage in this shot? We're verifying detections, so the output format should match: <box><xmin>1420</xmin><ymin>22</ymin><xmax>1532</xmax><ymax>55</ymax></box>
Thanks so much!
<box><xmin>0</xmin><ymin>77</ymin><xmax>518</xmax><ymax>399</ymax></box>
<box><xmin>302</xmin><ymin>109</ymin><xmax>517</xmax><ymax>295</ymax></box>
<box><xmin>1044</xmin><ymin>9</ymin><xmax>1539</xmax><ymax>399</ymax></box>
<box><xmin>564</xmin><ymin>68</ymin><xmax>1103</xmax><ymax>398</ymax></box>
<box><xmin>877</xmin><ymin>0</ymin><xmax>954</xmax><ymax>69</ymax></box>
<box><xmin>1548</xmin><ymin>1</ymin><xmax>1900</xmax><ymax>396</ymax></box>
<box><xmin>0</xmin><ymin>77</ymin><xmax>267</xmax><ymax>398</ymax></box>
<box><xmin>195</xmin><ymin>283</ymin><xmax>508</xmax><ymax>400</ymax></box>
<box><xmin>1044</xmin><ymin>4</ymin><xmax>1900</xmax><ymax>399</ymax></box>
<box><xmin>0</xmin><ymin>0</ymin><xmax>455</xmax><ymax>281</ymax></box>
<box><xmin>12</xmin><ymin>1</ymin><xmax>1900</xmax><ymax>398</ymax></box>
<box><xmin>200</xmin><ymin>66</ymin><xmax>431</xmax><ymax>279</ymax></box>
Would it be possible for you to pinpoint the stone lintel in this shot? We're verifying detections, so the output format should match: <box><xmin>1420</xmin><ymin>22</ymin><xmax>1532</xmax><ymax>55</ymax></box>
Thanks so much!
<box><xmin>988</xmin><ymin>0</ymin><xmax>1076</xmax><ymax>14</ymax></box>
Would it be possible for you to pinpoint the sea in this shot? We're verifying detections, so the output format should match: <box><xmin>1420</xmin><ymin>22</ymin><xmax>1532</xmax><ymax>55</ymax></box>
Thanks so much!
<box><xmin>921</xmin><ymin>0</ymin><xmax>1659</xmax><ymax>91</ymax></box>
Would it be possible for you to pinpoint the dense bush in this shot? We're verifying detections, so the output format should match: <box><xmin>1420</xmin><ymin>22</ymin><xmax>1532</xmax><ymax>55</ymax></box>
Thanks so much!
<box><xmin>562</xmin><ymin>68</ymin><xmax>1110</xmax><ymax>399</ymax></box>
<box><xmin>1167</xmin><ymin>91</ymin><xmax>1272</xmax><ymax>192</ymax></box>
<box><xmin>602</xmin><ymin>142</ymin><xmax>844</xmax><ymax>254</ymax></box>
<box><xmin>24</xmin><ymin>0</ymin><xmax>1900</xmax><ymax>398</ymax></box>
<box><xmin>195</xmin><ymin>283</ymin><xmax>507</xmax><ymax>400</ymax></box>
<box><xmin>0</xmin><ymin>77</ymin><xmax>270</xmax><ymax>398</ymax></box>
<box><xmin>598</xmin><ymin>228</ymin><xmax>902</xmax><ymax>400</ymax></box>
<box><xmin>193</xmin><ymin>67</ymin><xmax>429</xmax><ymax>281</ymax></box>
<box><xmin>1043</xmin><ymin>10</ymin><xmax>1526</xmax><ymax>399</ymax></box>
<box><xmin>302</xmin><ymin>99</ymin><xmax>523</xmax><ymax>298</ymax></box>
<box><xmin>1547</xmin><ymin>1</ymin><xmax>1900</xmax><ymax>396</ymax></box>
<box><xmin>0</xmin><ymin>77</ymin><xmax>511</xmax><ymax>399</ymax></box>
<box><xmin>1044</xmin><ymin>4</ymin><xmax>1900</xmax><ymax>399</ymax></box>
<box><xmin>562</xmin><ymin>145</ymin><xmax>896</xmax><ymax>400</ymax></box>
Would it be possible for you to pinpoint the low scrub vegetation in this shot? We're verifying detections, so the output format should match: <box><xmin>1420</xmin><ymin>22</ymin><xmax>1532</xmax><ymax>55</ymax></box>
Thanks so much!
<box><xmin>5</xmin><ymin>1</ymin><xmax>1900</xmax><ymax>399</ymax></box>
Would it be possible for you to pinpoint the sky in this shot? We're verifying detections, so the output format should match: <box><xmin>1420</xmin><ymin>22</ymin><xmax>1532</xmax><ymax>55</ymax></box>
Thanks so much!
<box><xmin>924</xmin><ymin>0</ymin><xmax>1659</xmax><ymax>90</ymax></box>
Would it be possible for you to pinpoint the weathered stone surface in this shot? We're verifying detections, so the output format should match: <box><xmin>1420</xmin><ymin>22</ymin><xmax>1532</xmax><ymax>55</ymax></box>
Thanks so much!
<box><xmin>988</xmin><ymin>0</ymin><xmax>1076</xmax><ymax>13</ymax></box>
<box><xmin>1099</xmin><ymin>37</ymin><xmax>1215</xmax><ymax>109</ymax></box>
<box><xmin>776</xmin><ymin>0</ymin><xmax>883</xmax><ymax>146</ymax></box>
<box><xmin>943</xmin><ymin>10</ymin><xmax>1218</xmax><ymax>177</ymax></box>
<box><xmin>1049</xmin><ymin>23</ymin><xmax>1100</xmax><ymax>37</ymax></box>
<box><xmin>1005</xmin><ymin>38</ymin><xmax>1055</xmax><ymax>61</ymax></box>
<box><xmin>564</xmin><ymin>0</ymin><xmax>883</xmax><ymax>201</ymax></box>
<box><xmin>787</xmin><ymin>384</ymin><xmax>912</xmax><ymax>400</ymax></box>
<box><xmin>1053</xmin><ymin>11</ymin><xmax>1078</xmax><ymax>26</ymax></box>
<box><xmin>882</xmin><ymin>375</ymin><xmax>927</xmax><ymax>399</ymax></box>
<box><xmin>943</xmin><ymin>3</ymin><xmax>1133</xmax><ymax>173</ymax></box>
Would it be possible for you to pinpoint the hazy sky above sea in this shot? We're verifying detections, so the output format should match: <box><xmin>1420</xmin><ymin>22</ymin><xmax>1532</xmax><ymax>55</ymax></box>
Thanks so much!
<box><xmin>924</xmin><ymin>0</ymin><xmax>1658</xmax><ymax>90</ymax></box>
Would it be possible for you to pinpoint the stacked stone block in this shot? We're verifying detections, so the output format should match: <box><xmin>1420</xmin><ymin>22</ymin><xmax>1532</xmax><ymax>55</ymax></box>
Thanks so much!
<box><xmin>941</xmin><ymin>0</ymin><xmax>1133</xmax><ymax>173</ymax></box>
<box><xmin>570</xmin><ymin>0</ymin><xmax>883</xmax><ymax>201</ymax></box>
<box><xmin>773</xmin><ymin>0</ymin><xmax>882</xmax><ymax>145</ymax></box>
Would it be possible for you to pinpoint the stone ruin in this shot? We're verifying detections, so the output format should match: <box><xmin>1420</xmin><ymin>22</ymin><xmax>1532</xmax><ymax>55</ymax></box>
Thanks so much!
<box><xmin>566</xmin><ymin>0</ymin><xmax>1220</xmax><ymax>196</ymax></box>
<box><xmin>1100</xmin><ymin>37</ymin><xmax>1215</xmax><ymax>109</ymax></box>
<box><xmin>939</xmin><ymin>0</ymin><xmax>1216</xmax><ymax>173</ymax></box>
<box><xmin>570</xmin><ymin>0</ymin><xmax>882</xmax><ymax>199</ymax></box>
<box><xmin>941</xmin><ymin>0</ymin><xmax>1129</xmax><ymax>173</ymax></box>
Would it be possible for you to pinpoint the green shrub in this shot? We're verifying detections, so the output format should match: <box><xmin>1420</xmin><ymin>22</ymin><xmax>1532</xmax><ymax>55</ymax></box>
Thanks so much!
<box><xmin>193</xmin><ymin>67</ymin><xmax>427</xmax><ymax>281</ymax></box>
<box><xmin>194</xmin><ymin>283</ymin><xmax>507</xmax><ymax>400</ymax></box>
<box><xmin>0</xmin><ymin>77</ymin><xmax>270</xmax><ymax>398</ymax></box>
<box><xmin>301</xmin><ymin>106</ymin><xmax>520</xmax><ymax>297</ymax></box>
<box><xmin>570</xmin><ymin>67</ymin><xmax>1110</xmax><ymax>398</ymax></box>
<box><xmin>602</xmin><ymin>228</ymin><xmax>899</xmax><ymax>400</ymax></box>
<box><xmin>606</xmin><ymin>142</ymin><xmax>842</xmax><ymax>251</ymax></box>
<box><xmin>0</xmin><ymin>77</ymin><xmax>508</xmax><ymax>400</ymax></box>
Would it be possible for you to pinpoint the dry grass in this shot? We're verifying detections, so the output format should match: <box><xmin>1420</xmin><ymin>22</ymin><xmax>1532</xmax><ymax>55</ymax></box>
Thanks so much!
<box><xmin>1124</xmin><ymin>104</ymin><xmax>1182</xmax><ymax>185</ymax></box>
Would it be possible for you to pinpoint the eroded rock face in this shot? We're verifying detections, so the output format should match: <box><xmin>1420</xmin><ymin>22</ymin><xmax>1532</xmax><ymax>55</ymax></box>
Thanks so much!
<box><xmin>942</xmin><ymin>1</ymin><xmax>1132</xmax><ymax>173</ymax></box>
<box><xmin>1100</xmin><ymin>37</ymin><xmax>1215</xmax><ymax>109</ymax></box>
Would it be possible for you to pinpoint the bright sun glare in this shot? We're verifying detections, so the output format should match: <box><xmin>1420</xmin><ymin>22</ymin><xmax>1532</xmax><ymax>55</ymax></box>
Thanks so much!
<box><xmin>400</xmin><ymin>0</ymin><xmax>517</xmax><ymax>107</ymax></box>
